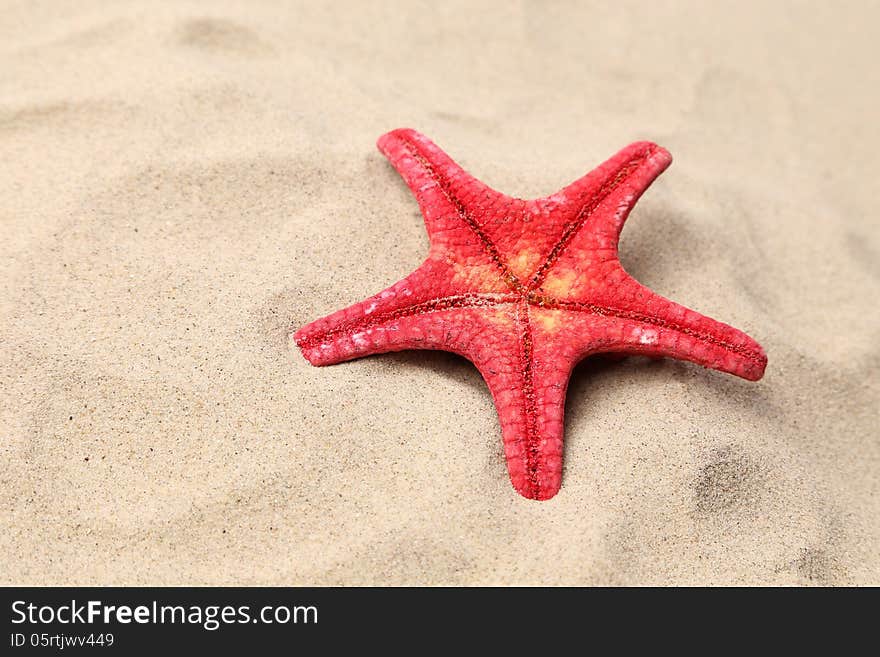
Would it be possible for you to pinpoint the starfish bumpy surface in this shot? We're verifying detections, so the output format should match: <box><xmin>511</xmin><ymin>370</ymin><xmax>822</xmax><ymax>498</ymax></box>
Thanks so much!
<box><xmin>294</xmin><ymin>129</ymin><xmax>767</xmax><ymax>500</ymax></box>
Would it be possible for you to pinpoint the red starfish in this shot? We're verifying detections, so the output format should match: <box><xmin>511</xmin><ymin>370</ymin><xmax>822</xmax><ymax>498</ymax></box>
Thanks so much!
<box><xmin>294</xmin><ymin>129</ymin><xmax>767</xmax><ymax>500</ymax></box>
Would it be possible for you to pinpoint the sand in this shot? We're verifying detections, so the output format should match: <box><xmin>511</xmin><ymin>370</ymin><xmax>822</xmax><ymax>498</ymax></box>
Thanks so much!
<box><xmin>1</xmin><ymin>1</ymin><xmax>878</xmax><ymax>586</ymax></box>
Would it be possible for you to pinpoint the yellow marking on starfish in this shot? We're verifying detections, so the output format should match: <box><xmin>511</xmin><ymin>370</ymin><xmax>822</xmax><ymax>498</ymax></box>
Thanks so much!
<box><xmin>540</xmin><ymin>268</ymin><xmax>579</xmax><ymax>297</ymax></box>
<box><xmin>509</xmin><ymin>248</ymin><xmax>542</xmax><ymax>280</ymax></box>
<box><xmin>532</xmin><ymin>308</ymin><xmax>563</xmax><ymax>333</ymax></box>
<box><xmin>434</xmin><ymin>251</ymin><xmax>509</xmax><ymax>292</ymax></box>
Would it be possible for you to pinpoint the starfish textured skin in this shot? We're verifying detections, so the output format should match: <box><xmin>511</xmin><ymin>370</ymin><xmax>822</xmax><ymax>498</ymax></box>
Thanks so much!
<box><xmin>294</xmin><ymin>129</ymin><xmax>767</xmax><ymax>501</ymax></box>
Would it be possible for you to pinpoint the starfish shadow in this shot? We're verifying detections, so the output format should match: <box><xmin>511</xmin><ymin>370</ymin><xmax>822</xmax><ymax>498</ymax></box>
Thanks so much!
<box><xmin>565</xmin><ymin>354</ymin><xmax>776</xmax><ymax>432</ymax></box>
<box><xmin>381</xmin><ymin>350</ymin><xmax>486</xmax><ymax>395</ymax></box>
<box><xmin>381</xmin><ymin>350</ymin><xmax>775</xmax><ymax>437</ymax></box>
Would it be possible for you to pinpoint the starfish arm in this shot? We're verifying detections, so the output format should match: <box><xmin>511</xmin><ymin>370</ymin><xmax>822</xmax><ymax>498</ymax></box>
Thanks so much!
<box><xmin>553</xmin><ymin>274</ymin><xmax>767</xmax><ymax>380</ymax></box>
<box><xmin>530</xmin><ymin>141</ymin><xmax>671</xmax><ymax>288</ymax></box>
<box><xmin>617</xmin><ymin>297</ymin><xmax>767</xmax><ymax>381</ymax></box>
<box><xmin>473</xmin><ymin>303</ymin><xmax>572</xmax><ymax>500</ymax></box>
<box><xmin>294</xmin><ymin>263</ymin><xmax>519</xmax><ymax>365</ymax></box>
<box><xmin>377</xmin><ymin>129</ymin><xmax>513</xmax><ymax>253</ymax></box>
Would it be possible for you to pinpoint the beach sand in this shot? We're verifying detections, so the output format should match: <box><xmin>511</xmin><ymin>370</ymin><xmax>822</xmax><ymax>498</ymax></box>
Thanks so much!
<box><xmin>1</xmin><ymin>1</ymin><xmax>878</xmax><ymax>585</ymax></box>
